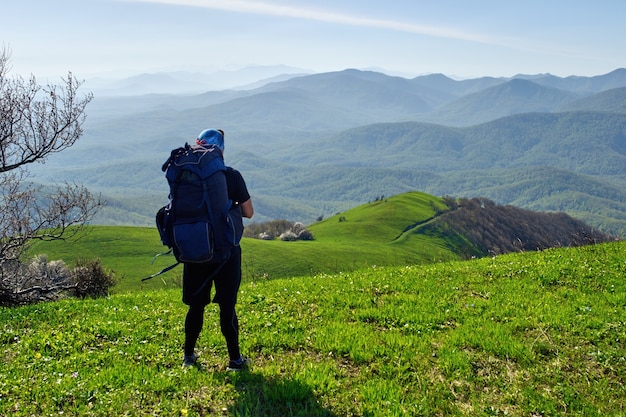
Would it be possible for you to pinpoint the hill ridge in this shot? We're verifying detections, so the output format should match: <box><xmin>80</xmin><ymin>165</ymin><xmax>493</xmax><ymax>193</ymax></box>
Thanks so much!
<box><xmin>311</xmin><ymin>191</ymin><xmax>614</xmax><ymax>259</ymax></box>
<box><xmin>27</xmin><ymin>190</ymin><xmax>617</xmax><ymax>294</ymax></box>
<box><xmin>24</xmin><ymin>68</ymin><xmax>626</xmax><ymax>237</ymax></box>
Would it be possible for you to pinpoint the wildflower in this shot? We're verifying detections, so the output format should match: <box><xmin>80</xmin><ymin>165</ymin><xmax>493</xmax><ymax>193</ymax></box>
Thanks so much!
<box><xmin>180</xmin><ymin>408</ymin><xmax>188</xmax><ymax>417</ymax></box>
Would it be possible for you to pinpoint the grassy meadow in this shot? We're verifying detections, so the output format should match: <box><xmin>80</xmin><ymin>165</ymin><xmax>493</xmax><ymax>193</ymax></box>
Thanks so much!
<box><xmin>3</xmin><ymin>191</ymin><xmax>625</xmax><ymax>415</ymax></box>
<box><xmin>25</xmin><ymin>192</ymin><xmax>462</xmax><ymax>293</ymax></box>
<box><xmin>1</xmin><ymin>241</ymin><xmax>625</xmax><ymax>416</ymax></box>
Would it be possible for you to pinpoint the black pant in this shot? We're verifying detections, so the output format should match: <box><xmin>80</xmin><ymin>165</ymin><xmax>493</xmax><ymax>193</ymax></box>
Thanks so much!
<box><xmin>182</xmin><ymin>246</ymin><xmax>242</xmax><ymax>360</ymax></box>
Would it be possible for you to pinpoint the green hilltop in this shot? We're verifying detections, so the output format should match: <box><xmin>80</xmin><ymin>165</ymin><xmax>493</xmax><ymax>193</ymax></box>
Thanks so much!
<box><xmin>28</xmin><ymin>191</ymin><xmax>613</xmax><ymax>294</ymax></box>
<box><xmin>29</xmin><ymin>191</ymin><xmax>460</xmax><ymax>292</ymax></box>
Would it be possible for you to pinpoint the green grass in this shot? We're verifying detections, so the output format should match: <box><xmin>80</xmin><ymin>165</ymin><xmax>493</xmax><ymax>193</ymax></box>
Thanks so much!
<box><xmin>27</xmin><ymin>192</ymin><xmax>462</xmax><ymax>293</ymax></box>
<box><xmin>25</xmin><ymin>226</ymin><xmax>179</xmax><ymax>293</ymax></box>
<box><xmin>2</xmin><ymin>241</ymin><xmax>625</xmax><ymax>416</ymax></box>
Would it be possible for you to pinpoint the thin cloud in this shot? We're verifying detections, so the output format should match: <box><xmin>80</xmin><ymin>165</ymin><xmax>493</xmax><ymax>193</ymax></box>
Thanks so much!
<box><xmin>123</xmin><ymin>0</ymin><xmax>502</xmax><ymax>45</ymax></box>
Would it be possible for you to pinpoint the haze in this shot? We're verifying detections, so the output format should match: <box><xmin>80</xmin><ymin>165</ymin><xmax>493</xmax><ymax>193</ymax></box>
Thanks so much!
<box><xmin>3</xmin><ymin>0</ymin><xmax>625</xmax><ymax>81</ymax></box>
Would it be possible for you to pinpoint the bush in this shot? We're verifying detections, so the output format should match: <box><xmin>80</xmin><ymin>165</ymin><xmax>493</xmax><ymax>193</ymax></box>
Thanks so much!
<box><xmin>71</xmin><ymin>258</ymin><xmax>117</xmax><ymax>299</ymax></box>
<box><xmin>244</xmin><ymin>219</ymin><xmax>294</xmax><ymax>240</ymax></box>
<box><xmin>27</xmin><ymin>254</ymin><xmax>72</xmax><ymax>287</ymax></box>
<box><xmin>0</xmin><ymin>255</ymin><xmax>71</xmax><ymax>306</ymax></box>
<box><xmin>0</xmin><ymin>255</ymin><xmax>115</xmax><ymax>306</ymax></box>
<box><xmin>246</xmin><ymin>220</ymin><xmax>314</xmax><ymax>241</ymax></box>
<box><xmin>279</xmin><ymin>230</ymin><xmax>298</xmax><ymax>241</ymax></box>
<box><xmin>279</xmin><ymin>222</ymin><xmax>315</xmax><ymax>241</ymax></box>
<box><xmin>297</xmin><ymin>229</ymin><xmax>314</xmax><ymax>240</ymax></box>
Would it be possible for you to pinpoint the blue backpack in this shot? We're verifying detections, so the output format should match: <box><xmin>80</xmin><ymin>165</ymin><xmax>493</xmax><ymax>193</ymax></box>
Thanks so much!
<box><xmin>156</xmin><ymin>143</ymin><xmax>238</xmax><ymax>265</ymax></box>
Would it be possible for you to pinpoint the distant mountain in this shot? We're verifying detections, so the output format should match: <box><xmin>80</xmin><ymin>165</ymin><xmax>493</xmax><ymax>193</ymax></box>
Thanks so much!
<box><xmin>556</xmin><ymin>86</ymin><xmax>626</xmax><ymax>113</ymax></box>
<box><xmin>406</xmin><ymin>73</ymin><xmax>505</xmax><ymax>106</ymax></box>
<box><xmin>281</xmin><ymin>112</ymin><xmax>626</xmax><ymax>175</ymax></box>
<box><xmin>84</xmin><ymin>65</ymin><xmax>312</xmax><ymax>96</ymax></box>
<box><xmin>518</xmin><ymin>68</ymin><xmax>626</xmax><ymax>95</ymax></box>
<box><xmin>81</xmin><ymin>67</ymin><xmax>626</xmax><ymax>133</ymax></box>
<box><xmin>421</xmin><ymin>79</ymin><xmax>579</xmax><ymax>126</ymax></box>
<box><xmin>26</xmin><ymin>67</ymin><xmax>626</xmax><ymax>237</ymax></box>
<box><xmin>258</xmin><ymin>69</ymin><xmax>434</xmax><ymax>115</ymax></box>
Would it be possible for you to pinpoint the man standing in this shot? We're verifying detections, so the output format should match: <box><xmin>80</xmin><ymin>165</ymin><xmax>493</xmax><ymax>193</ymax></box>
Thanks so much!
<box><xmin>179</xmin><ymin>128</ymin><xmax>254</xmax><ymax>371</ymax></box>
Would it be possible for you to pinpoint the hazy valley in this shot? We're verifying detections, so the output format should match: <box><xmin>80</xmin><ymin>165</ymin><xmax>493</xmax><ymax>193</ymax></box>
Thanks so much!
<box><xmin>29</xmin><ymin>67</ymin><xmax>626</xmax><ymax>236</ymax></box>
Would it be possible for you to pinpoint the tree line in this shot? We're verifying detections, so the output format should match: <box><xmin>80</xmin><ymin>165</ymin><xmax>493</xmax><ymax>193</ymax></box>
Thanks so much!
<box><xmin>430</xmin><ymin>197</ymin><xmax>617</xmax><ymax>257</ymax></box>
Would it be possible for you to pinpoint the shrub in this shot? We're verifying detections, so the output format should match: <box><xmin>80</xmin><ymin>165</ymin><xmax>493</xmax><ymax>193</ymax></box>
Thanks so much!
<box><xmin>244</xmin><ymin>219</ymin><xmax>294</xmax><ymax>240</ymax></box>
<box><xmin>245</xmin><ymin>220</ymin><xmax>314</xmax><ymax>241</ymax></box>
<box><xmin>297</xmin><ymin>229</ymin><xmax>314</xmax><ymax>240</ymax></box>
<box><xmin>279</xmin><ymin>230</ymin><xmax>298</xmax><ymax>241</ymax></box>
<box><xmin>71</xmin><ymin>258</ymin><xmax>117</xmax><ymax>299</ymax></box>
<box><xmin>27</xmin><ymin>254</ymin><xmax>72</xmax><ymax>287</ymax></box>
<box><xmin>279</xmin><ymin>222</ymin><xmax>314</xmax><ymax>241</ymax></box>
<box><xmin>0</xmin><ymin>255</ymin><xmax>115</xmax><ymax>305</ymax></box>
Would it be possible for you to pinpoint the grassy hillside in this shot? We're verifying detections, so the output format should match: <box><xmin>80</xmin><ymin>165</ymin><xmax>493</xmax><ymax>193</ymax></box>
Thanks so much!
<box><xmin>27</xmin><ymin>190</ymin><xmax>613</xmax><ymax>299</ymax></box>
<box><xmin>27</xmin><ymin>192</ymin><xmax>463</xmax><ymax>293</ymax></box>
<box><xmin>3</xmin><ymin>241</ymin><xmax>624</xmax><ymax>416</ymax></box>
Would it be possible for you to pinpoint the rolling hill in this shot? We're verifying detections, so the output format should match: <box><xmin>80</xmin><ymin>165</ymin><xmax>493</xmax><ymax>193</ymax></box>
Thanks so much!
<box><xmin>419</xmin><ymin>78</ymin><xmax>579</xmax><ymax>126</ymax></box>
<box><xmin>279</xmin><ymin>111</ymin><xmax>626</xmax><ymax>174</ymax></box>
<box><xmin>556</xmin><ymin>86</ymin><xmax>626</xmax><ymax>113</ymax></box>
<box><xmin>29</xmin><ymin>191</ymin><xmax>615</xmax><ymax>294</ymax></box>
<box><xmin>25</xmin><ymin>67</ymin><xmax>626</xmax><ymax>237</ymax></box>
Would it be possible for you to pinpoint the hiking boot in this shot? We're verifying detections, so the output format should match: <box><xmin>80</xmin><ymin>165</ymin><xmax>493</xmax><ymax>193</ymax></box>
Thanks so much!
<box><xmin>182</xmin><ymin>352</ymin><xmax>200</xmax><ymax>368</ymax></box>
<box><xmin>227</xmin><ymin>356</ymin><xmax>251</xmax><ymax>372</ymax></box>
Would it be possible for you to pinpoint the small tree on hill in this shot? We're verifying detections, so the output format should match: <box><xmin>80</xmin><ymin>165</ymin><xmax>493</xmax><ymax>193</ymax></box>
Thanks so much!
<box><xmin>0</xmin><ymin>47</ymin><xmax>104</xmax><ymax>305</ymax></box>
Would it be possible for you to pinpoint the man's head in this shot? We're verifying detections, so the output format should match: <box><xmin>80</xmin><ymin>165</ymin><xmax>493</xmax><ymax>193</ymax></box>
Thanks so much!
<box><xmin>196</xmin><ymin>129</ymin><xmax>224</xmax><ymax>150</ymax></box>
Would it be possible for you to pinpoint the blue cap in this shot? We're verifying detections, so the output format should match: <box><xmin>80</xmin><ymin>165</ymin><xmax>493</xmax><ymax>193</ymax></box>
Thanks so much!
<box><xmin>196</xmin><ymin>129</ymin><xmax>224</xmax><ymax>150</ymax></box>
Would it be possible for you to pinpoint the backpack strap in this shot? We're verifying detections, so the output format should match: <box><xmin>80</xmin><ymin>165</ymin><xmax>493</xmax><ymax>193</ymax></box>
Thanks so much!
<box><xmin>141</xmin><ymin>259</ymin><xmax>180</xmax><ymax>281</ymax></box>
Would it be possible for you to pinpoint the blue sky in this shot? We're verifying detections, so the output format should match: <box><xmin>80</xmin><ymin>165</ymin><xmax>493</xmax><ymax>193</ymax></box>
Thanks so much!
<box><xmin>3</xmin><ymin>0</ymin><xmax>625</xmax><ymax>80</ymax></box>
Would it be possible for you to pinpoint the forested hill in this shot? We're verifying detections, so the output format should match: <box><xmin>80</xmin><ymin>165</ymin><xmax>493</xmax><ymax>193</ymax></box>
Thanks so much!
<box><xmin>421</xmin><ymin>196</ymin><xmax>615</xmax><ymax>257</ymax></box>
<box><xmin>282</xmin><ymin>111</ymin><xmax>626</xmax><ymax>175</ymax></box>
<box><xmin>27</xmin><ymin>68</ymin><xmax>626</xmax><ymax>237</ymax></box>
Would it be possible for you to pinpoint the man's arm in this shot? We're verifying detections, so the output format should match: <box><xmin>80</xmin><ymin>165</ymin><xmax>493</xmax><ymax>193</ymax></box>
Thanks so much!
<box><xmin>241</xmin><ymin>198</ymin><xmax>254</xmax><ymax>218</ymax></box>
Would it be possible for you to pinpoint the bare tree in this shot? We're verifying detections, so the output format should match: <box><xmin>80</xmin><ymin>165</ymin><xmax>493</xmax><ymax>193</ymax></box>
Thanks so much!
<box><xmin>1</xmin><ymin>47</ymin><xmax>105</xmax><ymax>305</ymax></box>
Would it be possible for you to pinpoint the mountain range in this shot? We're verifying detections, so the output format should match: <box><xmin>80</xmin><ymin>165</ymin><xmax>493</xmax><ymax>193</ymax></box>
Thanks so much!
<box><xmin>29</xmin><ymin>67</ymin><xmax>626</xmax><ymax>236</ymax></box>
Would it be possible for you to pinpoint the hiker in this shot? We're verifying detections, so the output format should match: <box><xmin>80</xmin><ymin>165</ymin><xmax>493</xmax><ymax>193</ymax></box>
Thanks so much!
<box><xmin>180</xmin><ymin>128</ymin><xmax>254</xmax><ymax>371</ymax></box>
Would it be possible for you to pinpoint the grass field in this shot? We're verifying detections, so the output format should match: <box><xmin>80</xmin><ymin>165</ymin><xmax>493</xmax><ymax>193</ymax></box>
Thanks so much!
<box><xmin>8</xmin><ymin>191</ymin><xmax>625</xmax><ymax>415</ymax></box>
<box><xmin>2</xmin><ymin>241</ymin><xmax>625</xmax><ymax>416</ymax></box>
<box><xmin>26</xmin><ymin>192</ymin><xmax>462</xmax><ymax>293</ymax></box>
